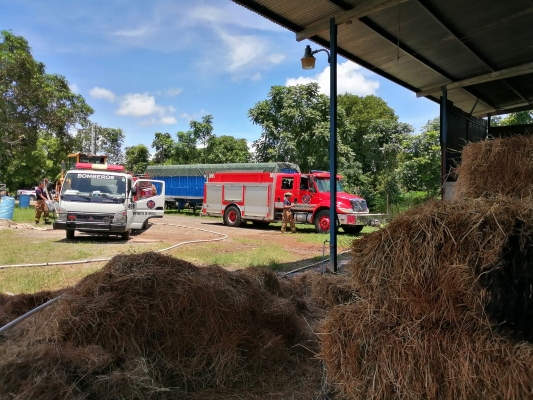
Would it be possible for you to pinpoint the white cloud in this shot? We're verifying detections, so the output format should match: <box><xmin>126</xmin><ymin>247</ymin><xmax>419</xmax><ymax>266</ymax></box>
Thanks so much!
<box><xmin>140</xmin><ymin>116</ymin><xmax>178</xmax><ymax>126</ymax></box>
<box><xmin>90</xmin><ymin>87</ymin><xmax>116</xmax><ymax>102</ymax></box>
<box><xmin>165</xmin><ymin>88</ymin><xmax>183</xmax><ymax>96</ymax></box>
<box><xmin>286</xmin><ymin>61</ymin><xmax>380</xmax><ymax>96</ymax></box>
<box><xmin>113</xmin><ymin>25</ymin><xmax>150</xmax><ymax>38</ymax></box>
<box><xmin>188</xmin><ymin>4</ymin><xmax>284</xmax><ymax>33</ymax></box>
<box><xmin>116</xmin><ymin>93</ymin><xmax>173</xmax><ymax>117</ymax></box>
<box><xmin>69</xmin><ymin>83</ymin><xmax>80</xmax><ymax>94</ymax></box>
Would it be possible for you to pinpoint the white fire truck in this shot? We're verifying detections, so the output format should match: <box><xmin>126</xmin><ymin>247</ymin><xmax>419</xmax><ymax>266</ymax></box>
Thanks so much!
<box><xmin>202</xmin><ymin>170</ymin><xmax>382</xmax><ymax>233</ymax></box>
<box><xmin>53</xmin><ymin>162</ymin><xmax>165</xmax><ymax>240</ymax></box>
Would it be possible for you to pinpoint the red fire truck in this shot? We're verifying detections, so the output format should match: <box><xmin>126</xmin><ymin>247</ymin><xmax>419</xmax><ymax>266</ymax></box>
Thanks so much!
<box><xmin>201</xmin><ymin>170</ymin><xmax>382</xmax><ymax>233</ymax></box>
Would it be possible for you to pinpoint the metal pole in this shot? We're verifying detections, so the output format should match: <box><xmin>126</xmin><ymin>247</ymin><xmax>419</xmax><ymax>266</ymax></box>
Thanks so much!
<box><xmin>91</xmin><ymin>123</ymin><xmax>96</xmax><ymax>154</ymax></box>
<box><xmin>440</xmin><ymin>87</ymin><xmax>447</xmax><ymax>199</ymax></box>
<box><xmin>329</xmin><ymin>17</ymin><xmax>338</xmax><ymax>272</ymax></box>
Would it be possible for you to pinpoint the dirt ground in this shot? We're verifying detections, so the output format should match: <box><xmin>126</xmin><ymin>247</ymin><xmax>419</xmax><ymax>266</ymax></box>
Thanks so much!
<box><xmin>2</xmin><ymin>213</ymin><xmax>355</xmax><ymax>271</ymax></box>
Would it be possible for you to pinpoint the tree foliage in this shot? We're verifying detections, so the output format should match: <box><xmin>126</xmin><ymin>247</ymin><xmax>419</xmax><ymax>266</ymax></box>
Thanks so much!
<box><xmin>125</xmin><ymin>144</ymin><xmax>150</xmax><ymax>174</ymax></box>
<box><xmin>248</xmin><ymin>83</ymin><xmax>353</xmax><ymax>172</ymax></box>
<box><xmin>0</xmin><ymin>31</ymin><xmax>93</xmax><ymax>190</ymax></box>
<box><xmin>399</xmin><ymin>117</ymin><xmax>441</xmax><ymax>196</ymax></box>
<box><xmin>148</xmin><ymin>115</ymin><xmax>251</xmax><ymax>166</ymax></box>
<box><xmin>205</xmin><ymin>136</ymin><xmax>251</xmax><ymax>163</ymax></box>
<box><xmin>73</xmin><ymin>123</ymin><xmax>125</xmax><ymax>165</ymax></box>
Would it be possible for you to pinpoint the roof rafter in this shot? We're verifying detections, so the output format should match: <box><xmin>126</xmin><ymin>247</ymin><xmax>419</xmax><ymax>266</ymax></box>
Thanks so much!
<box><xmin>417</xmin><ymin>62</ymin><xmax>533</xmax><ymax>97</ymax></box>
<box><xmin>358</xmin><ymin>16</ymin><xmax>497</xmax><ymax>110</ymax></box>
<box><xmin>416</xmin><ymin>0</ymin><xmax>530</xmax><ymax>104</ymax></box>
<box><xmin>296</xmin><ymin>0</ymin><xmax>410</xmax><ymax>41</ymax></box>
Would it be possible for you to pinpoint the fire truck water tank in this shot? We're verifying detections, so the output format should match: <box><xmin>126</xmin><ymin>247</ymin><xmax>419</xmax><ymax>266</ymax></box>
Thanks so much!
<box><xmin>293</xmin><ymin>212</ymin><xmax>312</xmax><ymax>224</ymax></box>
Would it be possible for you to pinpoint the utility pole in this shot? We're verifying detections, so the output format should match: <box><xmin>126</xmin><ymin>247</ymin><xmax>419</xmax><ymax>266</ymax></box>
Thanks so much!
<box><xmin>91</xmin><ymin>123</ymin><xmax>96</xmax><ymax>154</ymax></box>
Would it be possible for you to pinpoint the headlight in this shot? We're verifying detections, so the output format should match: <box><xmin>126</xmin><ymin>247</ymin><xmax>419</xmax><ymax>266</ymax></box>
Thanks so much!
<box><xmin>113</xmin><ymin>211</ymin><xmax>127</xmax><ymax>224</ymax></box>
<box><xmin>338</xmin><ymin>207</ymin><xmax>354</xmax><ymax>214</ymax></box>
<box><xmin>56</xmin><ymin>212</ymin><xmax>67</xmax><ymax>222</ymax></box>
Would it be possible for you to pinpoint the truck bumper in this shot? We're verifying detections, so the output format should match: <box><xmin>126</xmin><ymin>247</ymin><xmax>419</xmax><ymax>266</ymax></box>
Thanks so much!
<box><xmin>338</xmin><ymin>213</ymin><xmax>385</xmax><ymax>227</ymax></box>
<box><xmin>53</xmin><ymin>221</ymin><xmax>128</xmax><ymax>234</ymax></box>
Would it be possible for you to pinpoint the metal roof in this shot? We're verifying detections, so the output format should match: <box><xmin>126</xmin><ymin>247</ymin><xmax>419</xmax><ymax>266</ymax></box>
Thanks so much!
<box><xmin>232</xmin><ymin>0</ymin><xmax>533</xmax><ymax>118</ymax></box>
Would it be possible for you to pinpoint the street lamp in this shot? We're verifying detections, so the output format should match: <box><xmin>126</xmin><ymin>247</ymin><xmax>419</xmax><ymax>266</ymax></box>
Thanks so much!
<box><xmin>301</xmin><ymin>18</ymin><xmax>338</xmax><ymax>272</ymax></box>
<box><xmin>301</xmin><ymin>45</ymin><xmax>330</xmax><ymax>70</ymax></box>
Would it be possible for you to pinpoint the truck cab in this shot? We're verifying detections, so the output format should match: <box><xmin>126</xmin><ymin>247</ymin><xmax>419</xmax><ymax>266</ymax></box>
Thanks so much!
<box><xmin>53</xmin><ymin>163</ymin><xmax>165</xmax><ymax>240</ymax></box>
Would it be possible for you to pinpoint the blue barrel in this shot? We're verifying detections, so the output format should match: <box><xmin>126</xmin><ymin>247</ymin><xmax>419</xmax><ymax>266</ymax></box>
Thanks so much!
<box><xmin>19</xmin><ymin>194</ymin><xmax>31</xmax><ymax>208</ymax></box>
<box><xmin>0</xmin><ymin>196</ymin><xmax>15</xmax><ymax>220</ymax></box>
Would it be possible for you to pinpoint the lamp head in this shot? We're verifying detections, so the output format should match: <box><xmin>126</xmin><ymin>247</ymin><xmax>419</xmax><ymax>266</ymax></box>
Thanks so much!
<box><xmin>301</xmin><ymin>45</ymin><xmax>316</xmax><ymax>70</ymax></box>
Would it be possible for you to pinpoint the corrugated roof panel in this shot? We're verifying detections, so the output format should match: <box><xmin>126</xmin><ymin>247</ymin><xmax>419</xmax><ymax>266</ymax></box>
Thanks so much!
<box><xmin>232</xmin><ymin>0</ymin><xmax>533</xmax><ymax>116</ymax></box>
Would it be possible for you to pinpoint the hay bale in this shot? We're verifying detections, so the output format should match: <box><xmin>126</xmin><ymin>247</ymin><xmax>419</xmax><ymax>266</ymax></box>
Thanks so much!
<box><xmin>319</xmin><ymin>197</ymin><xmax>533</xmax><ymax>399</ymax></box>
<box><xmin>0</xmin><ymin>253</ymin><xmax>326</xmax><ymax>398</ymax></box>
<box><xmin>454</xmin><ymin>135</ymin><xmax>533</xmax><ymax>199</ymax></box>
<box><xmin>346</xmin><ymin>197</ymin><xmax>533</xmax><ymax>335</ymax></box>
<box><xmin>320</xmin><ymin>302</ymin><xmax>533</xmax><ymax>400</ymax></box>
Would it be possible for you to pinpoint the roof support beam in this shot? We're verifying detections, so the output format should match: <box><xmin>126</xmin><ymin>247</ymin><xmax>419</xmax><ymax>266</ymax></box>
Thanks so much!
<box><xmin>417</xmin><ymin>62</ymin><xmax>533</xmax><ymax>98</ymax></box>
<box><xmin>296</xmin><ymin>0</ymin><xmax>409</xmax><ymax>41</ymax></box>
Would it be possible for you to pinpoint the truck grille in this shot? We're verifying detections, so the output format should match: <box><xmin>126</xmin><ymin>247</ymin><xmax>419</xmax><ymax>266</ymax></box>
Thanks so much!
<box><xmin>350</xmin><ymin>199</ymin><xmax>368</xmax><ymax>212</ymax></box>
<box><xmin>70</xmin><ymin>213</ymin><xmax>113</xmax><ymax>222</ymax></box>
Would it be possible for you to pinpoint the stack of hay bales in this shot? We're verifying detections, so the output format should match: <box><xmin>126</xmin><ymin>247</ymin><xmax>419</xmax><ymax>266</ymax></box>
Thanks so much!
<box><xmin>0</xmin><ymin>252</ymin><xmax>345</xmax><ymax>399</ymax></box>
<box><xmin>320</xmin><ymin>135</ymin><xmax>533</xmax><ymax>399</ymax></box>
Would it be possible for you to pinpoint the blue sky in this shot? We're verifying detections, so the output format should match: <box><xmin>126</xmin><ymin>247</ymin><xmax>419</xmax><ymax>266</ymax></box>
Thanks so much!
<box><xmin>1</xmin><ymin>0</ymin><xmax>440</xmax><ymax>152</ymax></box>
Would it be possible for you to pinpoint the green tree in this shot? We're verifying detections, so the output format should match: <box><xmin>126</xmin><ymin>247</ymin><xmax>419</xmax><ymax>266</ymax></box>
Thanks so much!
<box><xmin>358</xmin><ymin>119</ymin><xmax>413</xmax><ymax>211</ymax></box>
<box><xmin>0</xmin><ymin>31</ymin><xmax>93</xmax><ymax>191</ymax></box>
<box><xmin>151</xmin><ymin>132</ymin><xmax>175</xmax><ymax>164</ymax></box>
<box><xmin>248</xmin><ymin>83</ymin><xmax>353</xmax><ymax>172</ymax></box>
<box><xmin>492</xmin><ymin>111</ymin><xmax>533</xmax><ymax>126</ymax></box>
<box><xmin>73</xmin><ymin>123</ymin><xmax>125</xmax><ymax>164</ymax></box>
<box><xmin>173</xmin><ymin>130</ymin><xmax>199</xmax><ymax>164</ymax></box>
<box><xmin>124</xmin><ymin>144</ymin><xmax>150</xmax><ymax>174</ymax></box>
<box><xmin>399</xmin><ymin>118</ymin><xmax>441</xmax><ymax>196</ymax></box>
<box><xmin>338</xmin><ymin>93</ymin><xmax>398</xmax><ymax>170</ymax></box>
<box><xmin>205</xmin><ymin>135</ymin><xmax>251</xmax><ymax>163</ymax></box>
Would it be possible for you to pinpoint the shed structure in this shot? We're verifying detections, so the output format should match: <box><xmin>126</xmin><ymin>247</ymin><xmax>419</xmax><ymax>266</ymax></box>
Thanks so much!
<box><xmin>231</xmin><ymin>0</ymin><xmax>533</xmax><ymax>193</ymax></box>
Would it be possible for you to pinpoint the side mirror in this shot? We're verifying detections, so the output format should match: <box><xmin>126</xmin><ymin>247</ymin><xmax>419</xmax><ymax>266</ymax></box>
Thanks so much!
<box><xmin>132</xmin><ymin>187</ymin><xmax>137</xmax><ymax>195</ymax></box>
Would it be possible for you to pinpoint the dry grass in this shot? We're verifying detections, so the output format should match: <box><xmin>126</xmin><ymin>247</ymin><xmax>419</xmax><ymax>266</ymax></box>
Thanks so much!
<box><xmin>454</xmin><ymin>135</ymin><xmax>533</xmax><ymax>199</ymax></box>
<box><xmin>319</xmin><ymin>197</ymin><xmax>533</xmax><ymax>399</ymax></box>
<box><xmin>0</xmin><ymin>252</ymin><xmax>354</xmax><ymax>399</ymax></box>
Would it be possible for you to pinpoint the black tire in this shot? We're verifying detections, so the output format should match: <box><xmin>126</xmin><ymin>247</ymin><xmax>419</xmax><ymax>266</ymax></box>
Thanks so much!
<box><xmin>30</xmin><ymin>195</ymin><xmax>36</xmax><ymax>201</ymax></box>
<box><xmin>224</xmin><ymin>205</ymin><xmax>242</xmax><ymax>227</ymax></box>
<box><xmin>121</xmin><ymin>230</ymin><xmax>130</xmax><ymax>240</ymax></box>
<box><xmin>66</xmin><ymin>230</ymin><xmax>75</xmax><ymax>239</ymax></box>
<box><xmin>343</xmin><ymin>225</ymin><xmax>364</xmax><ymax>235</ymax></box>
<box><xmin>142</xmin><ymin>219</ymin><xmax>149</xmax><ymax>230</ymax></box>
<box><xmin>314</xmin><ymin>210</ymin><xmax>338</xmax><ymax>234</ymax></box>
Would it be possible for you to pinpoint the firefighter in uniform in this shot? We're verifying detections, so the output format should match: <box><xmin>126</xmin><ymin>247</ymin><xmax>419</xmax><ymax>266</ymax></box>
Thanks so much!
<box><xmin>34</xmin><ymin>180</ymin><xmax>51</xmax><ymax>225</ymax></box>
<box><xmin>281</xmin><ymin>192</ymin><xmax>296</xmax><ymax>233</ymax></box>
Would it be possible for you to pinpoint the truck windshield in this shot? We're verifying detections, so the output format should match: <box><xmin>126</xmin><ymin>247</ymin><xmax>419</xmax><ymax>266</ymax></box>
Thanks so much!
<box><xmin>315</xmin><ymin>178</ymin><xmax>344</xmax><ymax>193</ymax></box>
<box><xmin>61</xmin><ymin>172</ymin><xmax>127</xmax><ymax>202</ymax></box>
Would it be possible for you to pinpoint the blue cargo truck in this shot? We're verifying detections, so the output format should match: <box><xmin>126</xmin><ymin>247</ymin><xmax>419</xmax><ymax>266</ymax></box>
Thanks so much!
<box><xmin>146</xmin><ymin>162</ymin><xmax>300</xmax><ymax>211</ymax></box>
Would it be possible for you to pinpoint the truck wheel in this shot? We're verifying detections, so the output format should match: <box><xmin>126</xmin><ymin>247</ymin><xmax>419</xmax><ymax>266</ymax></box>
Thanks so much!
<box><xmin>66</xmin><ymin>230</ymin><xmax>75</xmax><ymax>239</ymax></box>
<box><xmin>30</xmin><ymin>195</ymin><xmax>36</xmax><ymax>201</ymax></box>
<box><xmin>121</xmin><ymin>230</ymin><xmax>130</xmax><ymax>240</ymax></box>
<box><xmin>224</xmin><ymin>205</ymin><xmax>242</xmax><ymax>227</ymax></box>
<box><xmin>343</xmin><ymin>225</ymin><xmax>364</xmax><ymax>235</ymax></box>
<box><xmin>314</xmin><ymin>210</ymin><xmax>338</xmax><ymax>233</ymax></box>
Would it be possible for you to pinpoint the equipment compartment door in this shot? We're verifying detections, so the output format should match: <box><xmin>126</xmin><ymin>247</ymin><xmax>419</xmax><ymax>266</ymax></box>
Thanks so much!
<box><xmin>243</xmin><ymin>184</ymin><xmax>270</xmax><ymax>217</ymax></box>
<box><xmin>204</xmin><ymin>184</ymin><xmax>223</xmax><ymax>215</ymax></box>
